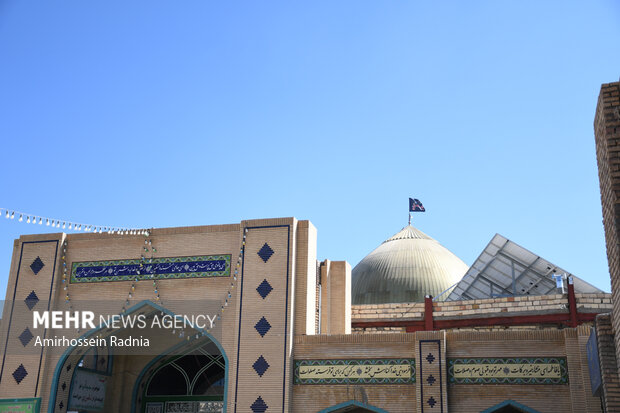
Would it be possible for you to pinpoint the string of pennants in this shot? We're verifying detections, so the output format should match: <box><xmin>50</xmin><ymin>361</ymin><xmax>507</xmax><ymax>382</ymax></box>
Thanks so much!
<box><xmin>0</xmin><ymin>207</ymin><xmax>148</xmax><ymax>235</ymax></box>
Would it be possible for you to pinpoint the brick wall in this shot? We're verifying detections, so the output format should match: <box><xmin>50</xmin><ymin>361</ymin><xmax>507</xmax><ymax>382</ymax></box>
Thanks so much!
<box><xmin>595</xmin><ymin>81</ymin><xmax>620</xmax><ymax>378</ymax></box>
<box><xmin>596</xmin><ymin>313</ymin><xmax>620</xmax><ymax>411</ymax></box>
<box><xmin>351</xmin><ymin>293</ymin><xmax>611</xmax><ymax>334</ymax></box>
<box><xmin>293</xmin><ymin>328</ymin><xmax>600</xmax><ymax>412</ymax></box>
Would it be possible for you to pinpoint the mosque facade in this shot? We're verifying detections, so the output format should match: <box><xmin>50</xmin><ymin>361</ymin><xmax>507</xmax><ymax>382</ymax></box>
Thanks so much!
<box><xmin>0</xmin><ymin>215</ymin><xmax>610</xmax><ymax>413</ymax></box>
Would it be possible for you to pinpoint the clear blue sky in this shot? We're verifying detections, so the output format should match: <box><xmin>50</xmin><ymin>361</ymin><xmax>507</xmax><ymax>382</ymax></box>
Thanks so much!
<box><xmin>1</xmin><ymin>1</ymin><xmax>619</xmax><ymax>300</ymax></box>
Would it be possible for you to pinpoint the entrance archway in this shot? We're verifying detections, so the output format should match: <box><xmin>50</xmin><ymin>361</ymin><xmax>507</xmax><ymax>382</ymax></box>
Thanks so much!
<box><xmin>135</xmin><ymin>341</ymin><xmax>225</xmax><ymax>413</ymax></box>
<box><xmin>48</xmin><ymin>300</ymin><xmax>228</xmax><ymax>413</ymax></box>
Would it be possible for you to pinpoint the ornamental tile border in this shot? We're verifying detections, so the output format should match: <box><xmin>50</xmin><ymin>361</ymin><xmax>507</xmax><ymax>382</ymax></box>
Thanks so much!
<box><xmin>294</xmin><ymin>358</ymin><xmax>416</xmax><ymax>385</ymax></box>
<box><xmin>71</xmin><ymin>255</ymin><xmax>231</xmax><ymax>283</ymax></box>
<box><xmin>447</xmin><ymin>357</ymin><xmax>568</xmax><ymax>385</ymax></box>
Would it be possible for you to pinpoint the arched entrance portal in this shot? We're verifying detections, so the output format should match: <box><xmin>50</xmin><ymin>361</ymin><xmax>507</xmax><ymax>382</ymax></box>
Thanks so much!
<box><xmin>136</xmin><ymin>341</ymin><xmax>225</xmax><ymax>413</ymax></box>
<box><xmin>48</xmin><ymin>300</ymin><xmax>228</xmax><ymax>413</ymax></box>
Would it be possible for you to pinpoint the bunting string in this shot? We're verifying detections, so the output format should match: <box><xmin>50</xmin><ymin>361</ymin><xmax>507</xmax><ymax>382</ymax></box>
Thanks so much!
<box><xmin>0</xmin><ymin>207</ymin><xmax>148</xmax><ymax>235</ymax></box>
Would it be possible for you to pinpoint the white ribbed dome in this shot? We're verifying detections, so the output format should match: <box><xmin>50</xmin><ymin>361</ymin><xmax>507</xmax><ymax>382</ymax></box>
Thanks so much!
<box><xmin>351</xmin><ymin>225</ymin><xmax>468</xmax><ymax>304</ymax></box>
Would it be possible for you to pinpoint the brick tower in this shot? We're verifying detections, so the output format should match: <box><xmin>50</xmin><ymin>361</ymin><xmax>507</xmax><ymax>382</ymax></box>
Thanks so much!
<box><xmin>594</xmin><ymin>81</ymin><xmax>620</xmax><ymax>409</ymax></box>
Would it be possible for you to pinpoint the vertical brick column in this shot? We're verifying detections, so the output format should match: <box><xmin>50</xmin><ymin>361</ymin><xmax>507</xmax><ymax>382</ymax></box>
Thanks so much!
<box><xmin>319</xmin><ymin>260</ymin><xmax>351</xmax><ymax>335</ymax></box>
<box><xmin>596</xmin><ymin>314</ymin><xmax>620</xmax><ymax>411</ymax></box>
<box><xmin>293</xmin><ymin>221</ymin><xmax>317</xmax><ymax>336</ymax></box>
<box><xmin>594</xmin><ymin>81</ymin><xmax>620</xmax><ymax>375</ymax></box>
<box><xmin>416</xmin><ymin>331</ymin><xmax>447</xmax><ymax>413</ymax></box>
<box><xmin>233</xmin><ymin>219</ymin><xmax>296</xmax><ymax>413</ymax></box>
<box><xmin>0</xmin><ymin>234</ymin><xmax>62</xmax><ymax>401</ymax></box>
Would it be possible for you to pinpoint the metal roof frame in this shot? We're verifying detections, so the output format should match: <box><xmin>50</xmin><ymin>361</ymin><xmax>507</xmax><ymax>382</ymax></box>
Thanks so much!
<box><xmin>441</xmin><ymin>234</ymin><xmax>603</xmax><ymax>301</ymax></box>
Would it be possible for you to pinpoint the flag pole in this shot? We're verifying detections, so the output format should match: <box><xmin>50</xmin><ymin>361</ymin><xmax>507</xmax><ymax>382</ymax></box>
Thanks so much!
<box><xmin>408</xmin><ymin>212</ymin><xmax>411</xmax><ymax>226</ymax></box>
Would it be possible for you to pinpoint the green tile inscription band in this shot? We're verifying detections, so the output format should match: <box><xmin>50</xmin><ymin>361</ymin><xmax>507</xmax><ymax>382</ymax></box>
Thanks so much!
<box><xmin>448</xmin><ymin>357</ymin><xmax>568</xmax><ymax>385</ymax></box>
<box><xmin>294</xmin><ymin>359</ymin><xmax>415</xmax><ymax>385</ymax></box>
<box><xmin>71</xmin><ymin>255</ymin><xmax>231</xmax><ymax>283</ymax></box>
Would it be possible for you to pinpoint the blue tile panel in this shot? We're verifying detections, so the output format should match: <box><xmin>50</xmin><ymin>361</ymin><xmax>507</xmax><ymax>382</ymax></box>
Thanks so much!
<box><xmin>24</xmin><ymin>291</ymin><xmax>39</xmax><ymax>311</ymax></box>
<box><xmin>254</xmin><ymin>317</ymin><xmax>271</xmax><ymax>338</ymax></box>
<box><xmin>18</xmin><ymin>328</ymin><xmax>33</xmax><ymax>347</ymax></box>
<box><xmin>251</xmin><ymin>396</ymin><xmax>268</xmax><ymax>413</ymax></box>
<box><xmin>12</xmin><ymin>364</ymin><xmax>27</xmax><ymax>384</ymax></box>
<box><xmin>256</xmin><ymin>279</ymin><xmax>273</xmax><ymax>299</ymax></box>
<box><xmin>419</xmin><ymin>339</ymin><xmax>443</xmax><ymax>413</ymax></box>
<box><xmin>447</xmin><ymin>357</ymin><xmax>569</xmax><ymax>385</ymax></box>
<box><xmin>257</xmin><ymin>243</ymin><xmax>274</xmax><ymax>263</ymax></box>
<box><xmin>30</xmin><ymin>257</ymin><xmax>44</xmax><ymax>275</ymax></box>
<box><xmin>253</xmin><ymin>355</ymin><xmax>270</xmax><ymax>377</ymax></box>
<box><xmin>71</xmin><ymin>255</ymin><xmax>231</xmax><ymax>283</ymax></box>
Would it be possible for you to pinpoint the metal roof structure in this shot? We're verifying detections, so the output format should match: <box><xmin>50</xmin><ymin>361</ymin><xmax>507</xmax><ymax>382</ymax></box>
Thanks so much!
<box><xmin>442</xmin><ymin>234</ymin><xmax>603</xmax><ymax>301</ymax></box>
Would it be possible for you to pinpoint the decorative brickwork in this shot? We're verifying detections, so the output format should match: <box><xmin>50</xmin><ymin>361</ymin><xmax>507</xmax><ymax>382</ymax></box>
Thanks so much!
<box><xmin>23</xmin><ymin>291</ymin><xmax>39</xmax><ymax>311</ymax></box>
<box><xmin>29</xmin><ymin>257</ymin><xmax>44</xmax><ymax>275</ymax></box>
<box><xmin>418</xmin><ymin>338</ymin><xmax>445</xmax><ymax>413</ymax></box>
<box><xmin>256</xmin><ymin>279</ymin><xmax>273</xmax><ymax>299</ymax></box>
<box><xmin>257</xmin><ymin>243</ymin><xmax>274</xmax><ymax>263</ymax></box>
<box><xmin>12</xmin><ymin>364</ymin><xmax>27</xmax><ymax>384</ymax></box>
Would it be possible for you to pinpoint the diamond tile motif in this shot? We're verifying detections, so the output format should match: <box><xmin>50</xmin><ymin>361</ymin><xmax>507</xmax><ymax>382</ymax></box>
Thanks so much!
<box><xmin>253</xmin><ymin>355</ymin><xmax>270</xmax><ymax>377</ymax></box>
<box><xmin>18</xmin><ymin>327</ymin><xmax>33</xmax><ymax>347</ymax></box>
<box><xmin>254</xmin><ymin>317</ymin><xmax>271</xmax><ymax>337</ymax></box>
<box><xmin>426</xmin><ymin>353</ymin><xmax>436</xmax><ymax>364</ymax></box>
<box><xmin>66</xmin><ymin>363</ymin><xmax>72</xmax><ymax>372</ymax></box>
<box><xmin>61</xmin><ymin>382</ymin><xmax>66</xmax><ymax>391</ymax></box>
<box><xmin>427</xmin><ymin>397</ymin><xmax>437</xmax><ymax>408</ymax></box>
<box><xmin>257</xmin><ymin>243</ymin><xmax>274</xmax><ymax>263</ymax></box>
<box><xmin>256</xmin><ymin>279</ymin><xmax>273</xmax><ymax>299</ymax></box>
<box><xmin>12</xmin><ymin>364</ymin><xmax>27</xmax><ymax>384</ymax></box>
<box><xmin>30</xmin><ymin>256</ymin><xmax>44</xmax><ymax>275</ymax></box>
<box><xmin>251</xmin><ymin>396</ymin><xmax>268</xmax><ymax>413</ymax></box>
<box><xmin>426</xmin><ymin>374</ymin><xmax>436</xmax><ymax>386</ymax></box>
<box><xmin>24</xmin><ymin>291</ymin><xmax>39</xmax><ymax>311</ymax></box>
<box><xmin>59</xmin><ymin>401</ymin><xmax>64</xmax><ymax>410</ymax></box>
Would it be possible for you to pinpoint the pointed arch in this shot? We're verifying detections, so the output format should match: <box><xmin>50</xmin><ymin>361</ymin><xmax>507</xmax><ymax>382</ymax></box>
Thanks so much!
<box><xmin>318</xmin><ymin>400</ymin><xmax>389</xmax><ymax>413</ymax></box>
<box><xmin>481</xmin><ymin>400</ymin><xmax>542</xmax><ymax>413</ymax></box>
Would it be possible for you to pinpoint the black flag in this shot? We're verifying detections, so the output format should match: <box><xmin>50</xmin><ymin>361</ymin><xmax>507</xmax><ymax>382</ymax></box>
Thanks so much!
<box><xmin>409</xmin><ymin>198</ymin><xmax>425</xmax><ymax>212</ymax></box>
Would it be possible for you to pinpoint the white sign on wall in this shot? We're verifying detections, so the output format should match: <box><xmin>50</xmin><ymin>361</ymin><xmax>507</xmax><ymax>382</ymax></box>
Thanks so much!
<box><xmin>68</xmin><ymin>369</ymin><xmax>107</xmax><ymax>411</ymax></box>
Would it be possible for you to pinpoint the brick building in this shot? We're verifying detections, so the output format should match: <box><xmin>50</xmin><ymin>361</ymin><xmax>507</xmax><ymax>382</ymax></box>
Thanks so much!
<box><xmin>0</xmin><ymin>215</ymin><xmax>610</xmax><ymax>412</ymax></box>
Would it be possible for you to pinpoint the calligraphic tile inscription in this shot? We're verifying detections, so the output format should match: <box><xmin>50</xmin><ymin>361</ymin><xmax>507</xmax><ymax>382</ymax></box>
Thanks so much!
<box><xmin>71</xmin><ymin>255</ymin><xmax>231</xmax><ymax>283</ymax></box>
<box><xmin>419</xmin><ymin>340</ymin><xmax>444</xmax><ymax>413</ymax></box>
<box><xmin>294</xmin><ymin>359</ymin><xmax>416</xmax><ymax>385</ymax></box>
<box><xmin>447</xmin><ymin>357</ymin><xmax>569</xmax><ymax>385</ymax></box>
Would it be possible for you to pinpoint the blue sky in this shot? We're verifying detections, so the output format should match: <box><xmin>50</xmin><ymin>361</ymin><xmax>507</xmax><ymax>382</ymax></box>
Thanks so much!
<box><xmin>1</xmin><ymin>1</ymin><xmax>619</xmax><ymax>300</ymax></box>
